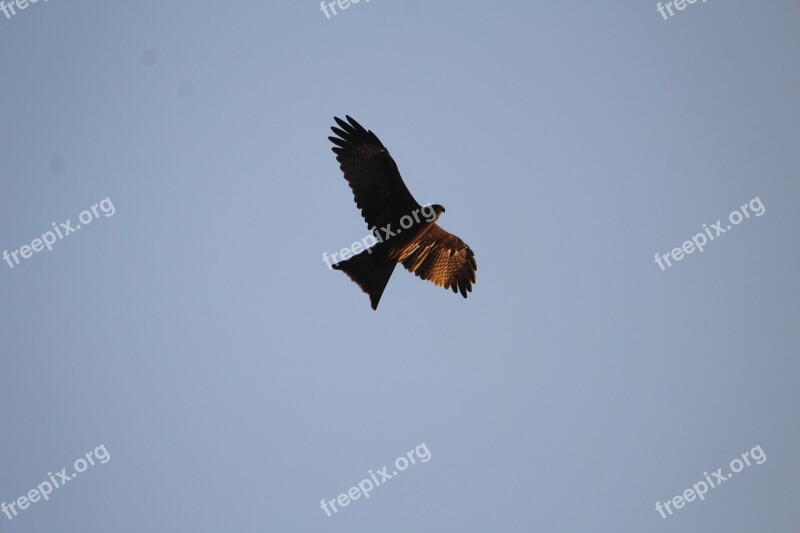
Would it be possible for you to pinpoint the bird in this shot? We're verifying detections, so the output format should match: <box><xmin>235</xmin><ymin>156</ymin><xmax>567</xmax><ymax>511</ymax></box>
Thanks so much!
<box><xmin>327</xmin><ymin>115</ymin><xmax>477</xmax><ymax>310</ymax></box>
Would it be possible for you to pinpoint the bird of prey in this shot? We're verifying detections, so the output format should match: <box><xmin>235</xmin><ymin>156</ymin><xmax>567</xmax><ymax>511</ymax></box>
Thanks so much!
<box><xmin>327</xmin><ymin>115</ymin><xmax>477</xmax><ymax>310</ymax></box>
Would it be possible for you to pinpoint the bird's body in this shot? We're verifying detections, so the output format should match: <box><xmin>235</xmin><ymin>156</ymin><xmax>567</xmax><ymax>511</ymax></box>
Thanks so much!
<box><xmin>328</xmin><ymin>116</ymin><xmax>477</xmax><ymax>309</ymax></box>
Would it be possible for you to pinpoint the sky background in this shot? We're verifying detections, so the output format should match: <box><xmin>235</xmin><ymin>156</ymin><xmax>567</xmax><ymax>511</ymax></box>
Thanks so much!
<box><xmin>1</xmin><ymin>1</ymin><xmax>798</xmax><ymax>531</ymax></box>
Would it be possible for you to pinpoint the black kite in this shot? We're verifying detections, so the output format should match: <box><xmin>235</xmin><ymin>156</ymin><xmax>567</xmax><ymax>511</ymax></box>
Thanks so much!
<box><xmin>328</xmin><ymin>115</ymin><xmax>477</xmax><ymax>309</ymax></box>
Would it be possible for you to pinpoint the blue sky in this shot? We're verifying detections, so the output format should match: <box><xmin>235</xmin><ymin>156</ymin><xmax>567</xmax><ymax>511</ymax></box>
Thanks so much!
<box><xmin>1</xmin><ymin>1</ymin><xmax>798</xmax><ymax>531</ymax></box>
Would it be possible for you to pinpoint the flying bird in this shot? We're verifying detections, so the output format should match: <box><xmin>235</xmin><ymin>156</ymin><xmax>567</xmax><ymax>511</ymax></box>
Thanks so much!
<box><xmin>327</xmin><ymin>115</ymin><xmax>477</xmax><ymax>310</ymax></box>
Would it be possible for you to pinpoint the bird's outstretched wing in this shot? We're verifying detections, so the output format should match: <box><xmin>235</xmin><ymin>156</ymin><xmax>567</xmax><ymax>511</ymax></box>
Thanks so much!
<box><xmin>329</xmin><ymin>115</ymin><xmax>421</xmax><ymax>231</ymax></box>
<box><xmin>392</xmin><ymin>223</ymin><xmax>477</xmax><ymax>298</ymax></box>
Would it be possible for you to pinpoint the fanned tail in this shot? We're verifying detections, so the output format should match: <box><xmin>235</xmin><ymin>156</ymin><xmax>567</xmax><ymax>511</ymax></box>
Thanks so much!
<box><xmin>332</xmin><ymin>246</ymin><xmax>397</xmax><ymax>310</ymax></box>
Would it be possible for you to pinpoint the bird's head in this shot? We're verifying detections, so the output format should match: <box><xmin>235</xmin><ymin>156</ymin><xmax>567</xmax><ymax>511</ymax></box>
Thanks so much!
<box><xmin>428</xmin><ymin>204</ymin><xmax>446</xmax><ymax>221</ymax></box>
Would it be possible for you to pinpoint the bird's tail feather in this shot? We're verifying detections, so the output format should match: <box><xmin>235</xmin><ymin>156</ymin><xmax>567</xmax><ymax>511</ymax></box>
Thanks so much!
<box><xmin>332</xmin><ymin>247</ymin><xmax>396</xmax><ymax>310</ymax></box>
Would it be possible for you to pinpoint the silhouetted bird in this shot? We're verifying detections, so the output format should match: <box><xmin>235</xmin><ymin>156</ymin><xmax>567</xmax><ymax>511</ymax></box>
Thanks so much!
<box><xmin>328</xmin><ymin>115</ymin><xmax>477</xmax><ymax>309</ymax></box>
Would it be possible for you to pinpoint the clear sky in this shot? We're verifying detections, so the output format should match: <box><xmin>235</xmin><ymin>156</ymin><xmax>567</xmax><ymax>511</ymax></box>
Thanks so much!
<box><xmin>1</xmin><ymin>1</ymin><xmax>798</xmax><ymax>531</ymax></box>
